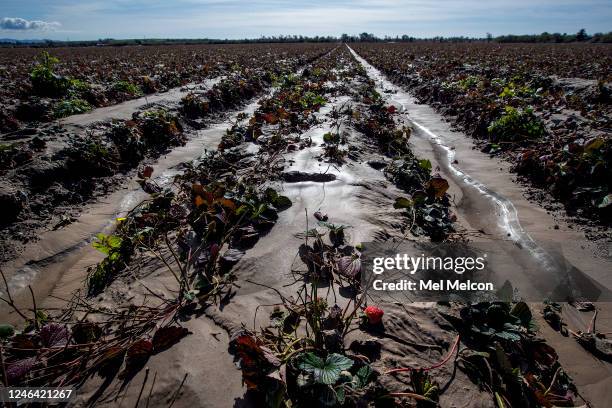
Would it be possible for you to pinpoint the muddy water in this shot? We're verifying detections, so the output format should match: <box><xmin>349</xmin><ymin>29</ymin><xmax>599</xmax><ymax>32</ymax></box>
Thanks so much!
<box><xmin>0</xmin><ymin>96</ymin><xmax>264</xmax><ymax>323</ymax></box>
<box><xmin>347</xmin><ymin>46</ymin><xmax>612</xmax><ymax>407</ymax></box>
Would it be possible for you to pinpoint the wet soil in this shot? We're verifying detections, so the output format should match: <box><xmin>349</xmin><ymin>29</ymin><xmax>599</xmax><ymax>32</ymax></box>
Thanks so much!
<box><xmin>1</xmin><ymin>46</ymin><xmax>611</xmax><ymax>407</ymax></box>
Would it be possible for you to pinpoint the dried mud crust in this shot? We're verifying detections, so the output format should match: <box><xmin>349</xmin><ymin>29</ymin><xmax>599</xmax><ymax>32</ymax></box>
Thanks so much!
<box><xmin>352</xmin><ymin>43</ymin><xmax>612</xmax><ymax>235</ymax></box>
<box><xmin>0</xmin><ymin>46</ymin><xmax>331</xmax><ymax>264</ymax></box>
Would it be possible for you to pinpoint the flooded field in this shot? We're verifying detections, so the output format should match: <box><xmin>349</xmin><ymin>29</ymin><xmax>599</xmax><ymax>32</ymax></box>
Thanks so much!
<box><xmin>1</xmin><ymin>42</ymin><xmax>611</xmax><ymax>407</ymax></box>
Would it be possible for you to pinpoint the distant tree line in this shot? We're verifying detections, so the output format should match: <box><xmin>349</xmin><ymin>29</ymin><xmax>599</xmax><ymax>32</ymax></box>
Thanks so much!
<box><xmin>342</xmin><ymin>29</ymin><xmax>612</xmax><ymax>43</ymax></box>
<box><xmin>1</xmin><ymin>29</ymin><xmax>611</xmax><ymax>47</ymax></box>
<box><xmin>494</xmin><ymin>29</ymin><xmax>612</xmax><ymax>43</ymax></box>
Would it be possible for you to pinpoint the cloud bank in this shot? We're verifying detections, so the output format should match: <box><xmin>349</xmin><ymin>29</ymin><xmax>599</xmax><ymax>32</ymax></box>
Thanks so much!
<box><xmin>0</xmin><ymin>17</ymin><xmax>61</xmax><ymax>31</ymax></box>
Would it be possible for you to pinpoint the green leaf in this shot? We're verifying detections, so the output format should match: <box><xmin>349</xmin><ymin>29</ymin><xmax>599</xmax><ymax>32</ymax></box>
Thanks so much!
<box><xmin>251</xmin><ymin>203</ymin><xmax>268</xmax><ymax>219</ymax></box>
<box><xmin>584</xmin><ymin>137</ymin><xmax>604</xmax><ymax>153</ymax></box>
<box><xmin>598</xmin><ymin>194</ymin><xmax>612</xmax><ymax>209</ymax></box>
<box><xmin>92</xmin><ymin>233</ymin><xmax>123</xmax><ymax>254</ymax></box>
<box><xmin>183</xmin><ymin>290</ymin><xmax>196</xmax><ymax>302</ymax></box>
<box><xmin>495</xmin><ymin>391</ymin><xmax>506</xmax><ymax>408</ymax></box>
<box><xmin>0</xmin><ymin>324</ymin><xmax>15</xmax><ymax>339</ymax></box>
<box><xmin>510</xmin><ymin>301</ymin><xmax>532</xmax><ymax>327</ymax></box>
<box><xmin>264</xmin><ymin>188</ymin><xmax>279</xmax><ymax>202</ymax></box>
<box><xmin>236</xmin><ymin>205</ymin><xmax>249</xmax><ymax>215</ymax></box>
<box><xmin>272</xmin><ymin>195</ymin><xmax>292</xmax><ymax>210</ymax></box>
<box><xmin>323</xmin><ymin>132</ymin><xmax>340</xmax><ymax>144</ymax></box>
<box><xmin>299</xmin><ymin>352</ymin><xmax>324</xmax><ymax>370</ymax></box>
<box><xmin>53</xmin><ymin>98</ymin><xmax>92</xmax><ymax>118</ymax></box>
<box><xmin>461</xmin><ymin>349</ymin><xmax>490</xmax><ymax>359</ymax></box>
<box><xmin>494</xmin><ymin>344</ymin><xmax>514</xmax><ymax>375</ymax></box>
<box><xmin>318</xmin><ymin>387</ymin><xmax>339</xmax><ymax>407</ymax></box>
<box><xmin>298</xmin><ymin>352</ymin><xmax>354</xmax><ymax>385</ymax></box>
<box><xmin>495</xmin><ymin>330</ymin><xmax>521</xmax><ymax>342</ymax></box>
<box><xmin>393</xmin><ymin>197</ymin><xmax>413</xmax><ymax>209</ymax></box>
<box><xmin>355</xmin><ymin>365</ymin><xmax>373</xmax><ymax>388</ymax></box>
<box><xmin>108</xmin><ymin>235</ymin><xmax>122</xmax><ymax>249</ymax></box>
<box><xmin>335</xmin><ymin>387</ymin><xmax>345</xmax><ymax>404</ymax></box>
<box><xmin>92</xmin><ymin>233</ymin><xmax>111</xmax><ymax>254</ymax></box>
<box><xmin>423</xmin><ymin>382</ymin><xmax>439</xmax><ymax>400</ymax></box>
<box><xmin>418</xmin><ymin>159</ymin><xmax>432</xmax><ymax>171</ymax></box>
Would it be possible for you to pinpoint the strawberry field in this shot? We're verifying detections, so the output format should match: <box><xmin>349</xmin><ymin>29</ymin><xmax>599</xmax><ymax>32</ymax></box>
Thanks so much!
<box><xmin>0</xmin><ymin>42</ymin><xmax>610</xmax><ymax>407</ymax></box>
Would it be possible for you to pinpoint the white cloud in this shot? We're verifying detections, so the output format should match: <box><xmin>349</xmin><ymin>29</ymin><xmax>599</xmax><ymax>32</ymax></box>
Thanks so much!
<box><xmin>0</xmin><ymin>17</ymin><xmax>61</xmax><ymax>31</ymax></box>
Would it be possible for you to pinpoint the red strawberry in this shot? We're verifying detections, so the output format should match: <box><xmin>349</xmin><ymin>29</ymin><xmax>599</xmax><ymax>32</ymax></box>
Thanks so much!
<box><xmin>364</xmin><ymin>306</ymin><xmax>384</xmax><ymax>325</ymax></box>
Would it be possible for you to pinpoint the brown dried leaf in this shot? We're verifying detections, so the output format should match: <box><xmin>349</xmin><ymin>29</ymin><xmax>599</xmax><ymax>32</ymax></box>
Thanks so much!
<box><xmin>152</xmin><ymin>326</ymin><xmax>189</xmax><ymax>352</ymax></box>
<box><xmin>426</xmin><ymin>176</ymin><xmax>449</xmax><ymax>198</ymax></box>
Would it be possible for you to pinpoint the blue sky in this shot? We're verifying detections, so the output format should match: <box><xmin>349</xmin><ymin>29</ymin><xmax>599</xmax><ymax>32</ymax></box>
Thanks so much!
<box><xmin>1</xmin><ymin>0</ymin><xmax>611</xmax><ymax>40</ymax></box>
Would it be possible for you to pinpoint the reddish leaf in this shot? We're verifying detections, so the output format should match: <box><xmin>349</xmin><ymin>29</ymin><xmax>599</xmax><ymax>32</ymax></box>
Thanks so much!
<box><xmin>138</xmin><ymin>165</ymin><xmax>154</xmax><ymax>179</ymax></box>
<box><xmin>192</xmin><ymin>183</ymin><xmax>205</xmax><ymax>196</ymax></box>
<box><xmin>40</xmin><ymin>323</ymin><xmax>70</xmax><ymax>348</ymax></box>
<box><xmin>10</xmin><ymin>334</ymin><xmax>37</xmax><ymax>350</ymax></box>
<box><xmin>337</xmin><ymin>256</ymin><xmax>362</xmax><ymax>278</ymax></box>
<box><xmin>277</xmin><ymin>107</ymin><xmax>289</xmax><ymax>120</ymax></box>
<box><xmin>217</xmin><ymin>197</ymin><xmax>237</xmax><ymax>211</ymax></box>
<box><xmin>209</xmin><ymin>243</ymin><xmax>220</xmax><ymax>260</ymax></box>
<box><xmin>262</xmin><ymin>113</ymin><xmax>278</xmax><ymax>124</ymax></box>
<box><xmin>152</xmin><ymin>326</ymin><xmax>189</xmax><ymax>352</ymax></box>
<box><xmin>127</xmin><ymin>339</ymin><xmax>153</xmax><ymax>360</ymax></box>
<box><xmin>230</xmin><ymin>332</ymin><xmax>281</xmax><ymax>390</ymax></box>
<box><xmin>194</xmin><ymin>195</ymin><xmax>206</xmax><ymax>207</ymax></box>
<box><xmin>94</xmin><ymin>346</ymin><xmax>126</xmax><ymax>378</ymax></box>
<box><xmin>124</xmin><ymin>339</ymin><xmax>153</xmax><ymax>375</ymax></box>
<box><xmin>7</xmin><ymin>357</ymin><xmax>37</xmax><ymax>383</ymax></box>
<box><xmin>203</xmin><ymin>191</ymin><xmax>215</xmax><ymax>204</ymax></box>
